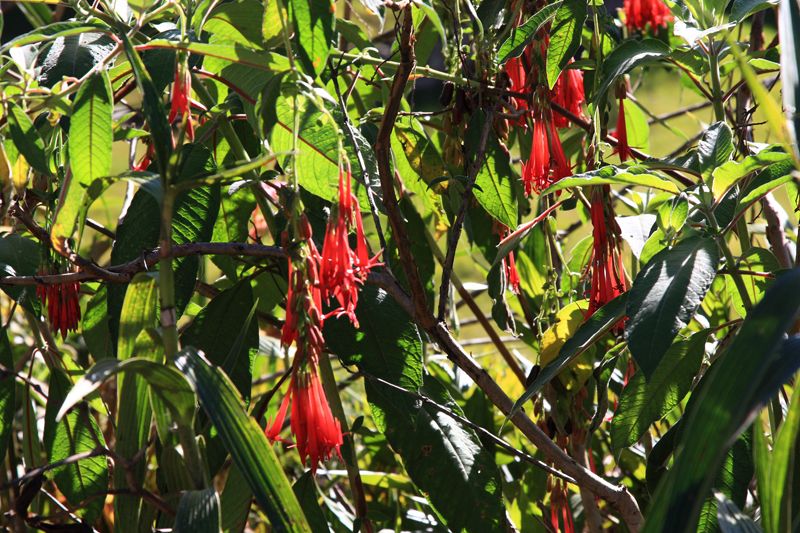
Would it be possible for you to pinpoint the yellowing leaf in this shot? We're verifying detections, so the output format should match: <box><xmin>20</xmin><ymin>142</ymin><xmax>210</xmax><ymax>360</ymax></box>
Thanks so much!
<box><xmin>540</xmin><ymin>300</ymin><xmax>594</xmax><ymax>394</ymax></box>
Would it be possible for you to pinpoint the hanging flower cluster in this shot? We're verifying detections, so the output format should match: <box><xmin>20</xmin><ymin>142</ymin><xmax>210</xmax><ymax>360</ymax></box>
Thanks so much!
<box><xmin>266</xmin><ymin>222</ymin><xmax>343</xmax><ymax>474</ymax></box>
<box><xmin>37</xmin><ymin>264</ymin><xmax>81</xmax><ymax>340</ymax></box>
<box><xmin>267</xmin><ymin>164</ymin><xmax>382</xmax><ymax>474</ymax></box>
<box><xmin>586</xmin><ymin>186</ymin><xmax>627</xmax><ymax>323</ymax></box>
<box><xmin>504</xmin><ymin>29</ymin><xmax>583</xmax><ymax>197</ymax></box>
<box><xmin>319</xmin><ymin>164</ymin><xmax>382</xmax><ymax>326</ymax></box>
<box><xmin>622</xmin><ymin>0</ymin><xmax>671</xmax><ymax>32</ymax></box>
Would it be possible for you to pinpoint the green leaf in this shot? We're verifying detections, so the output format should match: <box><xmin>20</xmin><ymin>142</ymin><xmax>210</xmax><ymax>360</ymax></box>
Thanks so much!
<box><xmin>507</xmin><ymin>293</ymin><xmax>627</xmax><ymax>421</ymax></box>
<box><xmin>734</xmin><ymin>158</ymin><xmax>796</xmax><ymax>220</ymax></box>
<box><xmin>43</xmin><ymin>367</ymin><xmax>109</xmax><ymax>523</ymax></box>
<box><xmin>204</xmin><ymin>0</ymin><xmax>265</xmax><ymax>49</ymax></box>
<box><xmin>82</xmin><ymin>285</ymin><xmax>114</xmax><ymax>360</ymax></box>
<box><xmin>641</xmin><ymin>267</ymin><xmax>800</xmax><ymax>533</ymax></box>
<box><xmin>257</xmin><ymin>70</ymin><xmax>289</xmax><ymax>138</ymax></box>
<box><xmin>117</xmin><ymin>22</ymin><xmax>173</xmax><ymax>180</ymax></box>
<box><xmin>114</xmin><ymin>273</ymin><xmax>159</xmax><ymax>533</ymax></box>
<box><xmin>324</xmin><ymin>285</ymin><xmax>423</xmax><ymax>422</ymax></box>
<box><xmin>497</xmin><ymin>3</ymin><xmax>561</xmax><ymax>63</ymax></box>
<box><xmin>220</xmin><ymin>464</ymin><xmax>252</xmax><ymax>533</ymax></box>
<box><xmin>1</xmin><ymin>21</ymin><xmax>108</xmax><ymax>50</ymax></box>
<box><xmin>292</xmin><ymin>472</ymin><xmax>331</xmax><ymax>533</ymax></box>
<box><xmin>36</xmin><ymin>33</ymin><xmax>116</xmax><ymax>88</ymax></box>
<box><xmin>109</xmin><ymin>144</ymin><xmax>220</xmax><ymax>342</ymax></box>
<box><xmin>0</xmin><ymin>233</ymin><xmax>41</xmax><ymax>316</ymax></box>
<box><xmin>711</xmin><ymin>151</ymin><xmax>791</xmax><ymax>201</ymax></box>
<box><xmin>174</xmin><ymin>489</ymin><xmax>222</xmax><ymax>533</ymax></box>
<box><xmin>146</xmin><ymin>40</ymin><xmax>291</xmax><ymax>73</ymax></box>
<box><xmin>290</xmin><ymin>0</ymin><xmax>334</xmax><ymax>78</ymax></box>
<box><xmin>53</xmin><ymin>72</ymin><xmax>113</xmax><ymax>247</ymax></box>
<box><xmin>272</xmin><ymin>96</ymin><xmax>381</xmax><ymax>212</ymax></box>
<box><xmin>763</xmin><ymin>385</ymin><xmax>800</xmax><ymax>533</ymax></box>
<box><xmin>699</xmin><ymin>122</ymin><xmax>734</xmax><ymax>184</ymax></box>
<box><xmin>730</xmin><ymin>0</ymin><xmax>778</xmax><ymax>21</ymax></box>
<box><xmin>698</xmin><ymin>431</ymin><xmax>755</xmax><ymax>533</ymax></box>
<box><xmin>129</xmin><ymin>0</ymin><xmax>157</xmax><ymax>18</ymax></box>
<box><xmin>182</xmin><ymin>279</ymin><xmax>258</xmax><ymax>405</ymax></box>
<box><xmin>6</xmin><ymin>101</ymin><xmax>51</xmax><ymax>177</ymax></box>
<box><xmin>172</xmin><ymin>348</ymin><xmax>313</xmax><ymax>533</ymax></box>
<box><xmin>639</xmin><ymin>152</ymin><xmax>702</xmax><ymax>175</ymax></box>
<box><xmin>546</xmin><ymin>0</ymin><xmax>587</xmax><ymax>89</ymax></box>
<box><xmin>367</xmin><ymin>374</ymin><xmax>507</xmax><ymax>533</ymax></box>
<box><xmin>0</xmin><ymin>329</ymin><xmax>16</xmax><ymax>468</ymax></box>
<box><xmin>724</xmin><ymin>247</ymin><xmax>780</xmax><ymax>317</ymax></box>
<box><xmin>539</xmin><ymin>165</ymin><xmax>681</xmax><ymax>196</ymax></box>
<box><xmin>68</xmin><ymin>71</ymin><xmax>112</xmax><ymax>185</ymax></box>
<box><xmin>656</xmin><ymin>195</ymin><xmax>689</xmax><ymax>236</ymax></box>
<box><xmin>465</xmin><ymin>111</ymin><xmax>518</xmax><ymax>229</ymax></box>
<box><xmin>610</xmin><ymin>329</ymin><xmax>709</xmax><ymax>453</ymax></box>
<box><xmin>592</xmin><ymin>39</ymin><xmax>672</xmax><ymax>107</ymax></box>
<box><xmin>58</xmin><ymin>357</ymin><xmax>196</xmax><ymax>439</ymax></box>
<box><xmin>625</xmin><ymin>236</ymin><xmax>719</xmax><ymax>382</ymax></box>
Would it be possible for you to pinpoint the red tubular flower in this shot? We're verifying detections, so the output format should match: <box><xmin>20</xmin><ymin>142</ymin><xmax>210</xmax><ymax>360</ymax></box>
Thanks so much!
<box><xmin>521</xmin><ymin>110</ymin><xmax>572</xmax><ymax>196</ymax></box>
<box><xmin>266</xmin><ymin>345</ymin><xmax>343</xmax><ymax>475</ymax></box>
<box><xmin>168</xmin><ymin>65</ymin><xmax>194</xmax><ymax>141</ymax></box>
<box><xmin>268</xmin><ymin>222</ymin><xmax>343</xmax><ymax>474</ymax></box>
<box><xmin>319</xmin><ymin>164</ymin><xmax>382</xmax><ymax>326</ymax></box>
<box><xmin>623</xmin><ymin>0</ymin><xmax>671</xmax><ymax>32</ymax></box>
<box><xmin>38</xmin><ymin>264</ymin><xmax>81</xmax><ymax>340</ymax></box>
<box><xmin>521</xmin><ymin>119</ymin><xmax>550</xmax><ymax>196</ymax></box>
<box><xmin>552</xmin><ymin>61</ymin><xmax>586</xmax><ymax>129</ymax></box>
<box><xmin>506</xmin><ymin>251</ymin><xmax>521</xmax><ymax>295</ymax></box>
<box><xmin>587</xmin><ymin>187</ymin><xmax>627</xmax><ymax>321</ymax></box>
<box><xmin>614</xmin><ymin>89</ymin><xmax>636</xmax><ymax>163</ymax></box>
<box><xmin>132</xmin><ymin>144</ymin><xmax>154</xmax><ymax>172</ymax></box>
<box><xmin>505</xmin><ymin>47</ymin><xmax>532</xmax><ymax>129</ymax></box>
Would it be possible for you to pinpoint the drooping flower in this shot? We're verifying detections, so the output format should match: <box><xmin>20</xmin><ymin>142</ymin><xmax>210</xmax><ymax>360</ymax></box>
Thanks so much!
<box><xmin>132</xmin><ymin>143</ymin><xmax>154</xmax><ymax>172</ymax></box>
<box><xmin>267</xmin><ymin>219</ymin><xmax>343</xmax><ymax>474</ymax></box>
<box><xmin>37</xmin><ymin>264</ymin><xmax>81</xmax><ymax>340</ymax></box>
<box><xmin>586</xmin><ymin>186</ymin><xmax>627</xmax><ymax>321</ymax></box>
<box><xmin>266</xmin><ymin>344</ymin><xmax>344</xmax><ymax>475</ymax></box>
<box><xmin>622</xmin><ymin>0</ymin><xmax>671</xmax><ymax>32</ymax></box>
<box><xmin>551</xmin><ymin>61</ymin><xmax>586</xmax><ymax>129</ymax></box>
<box><xmin>613</xmin><ymin>87</ymin><xmax>636</xmax><ymax>163</ymax></box>
<box><xmin>168</xmin><ymin>64</ymin><xmax>194</xmax><ymax>141</ymax></box>
<box><xmin>506</xmin><ymin>250</ymin><xmax>521</xmax><ymax>295</ymax></box>
<box><xmin>521</xmin><ymin>107</ymin><xmax>572</xmax><ymax>196</ymax></box>
<box><xmin>505</xmin><ymin>48</ymin><xmax>532</xmax><ymax>129</ymax></box>
<box><xmin>319</xmin><ymin>164</ymin><xmax>382</xmax><ymax>325</ymax></box>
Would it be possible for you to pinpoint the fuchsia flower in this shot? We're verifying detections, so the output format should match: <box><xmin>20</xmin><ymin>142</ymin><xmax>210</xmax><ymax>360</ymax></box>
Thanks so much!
<box><xmin>319</xmin><ymin>164</ymin><xmax>382</xmax><ymax>326</ymax></box>
<box><xmin>37</xmin><ymin>265</ymin><xmax>81</xmax><ymax>340</ymax></box>
<box><xmin>521</xmin><ymin>107</ymin><xmax>572</xmax><ymax>196</ymax></box>
<box><xmin>168</xmin><ymin>65</ymin><xmax>194</xmax><ymax>141</ymax></box>
<box><xmin>614</xmin><ymin>88</ymin><xmax>636</xmax><ymax>163</ymax></box>
<box><xmin>587</xmin><ymin>187</ymin><xmax>627</xmax><ymax>320</ymax></box>
<box><xmin>623</xmin><ymin>0</ymin><xmax>671</xmax><ymax>32</ymax></box>
<box><xmin>551</xmin><ymin>61</ymin><xmax>586</xmax><ymax>129</ymax></box>
<box><xmin>267</xmin><ymin>217</ymin><xmax>343</xmax><ymax>474</ymax></box>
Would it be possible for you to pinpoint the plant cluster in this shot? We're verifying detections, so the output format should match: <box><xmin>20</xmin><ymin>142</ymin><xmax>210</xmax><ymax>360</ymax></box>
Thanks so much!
<box><xmin>0</xmin><ymin>0</ymin><xmax>797</xmax><ymax>531</ymax></box>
